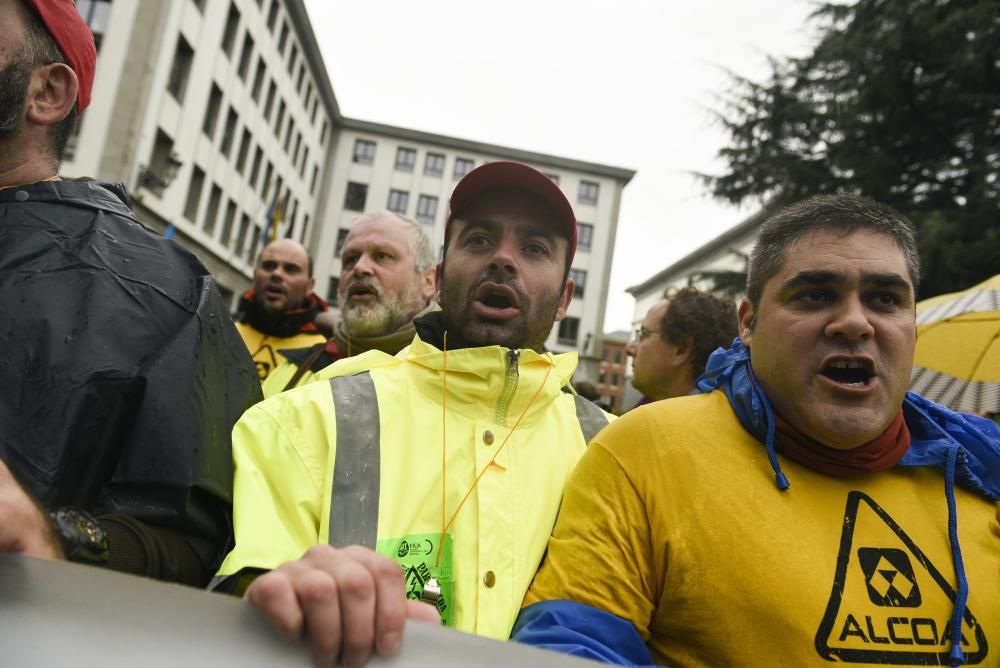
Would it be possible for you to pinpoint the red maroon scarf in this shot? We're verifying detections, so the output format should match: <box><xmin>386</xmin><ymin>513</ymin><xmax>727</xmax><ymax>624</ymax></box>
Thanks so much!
<box><xmin>774</xmin><ymin>411</ymin><xmax>910</xmax><ymax>477</ymax></box>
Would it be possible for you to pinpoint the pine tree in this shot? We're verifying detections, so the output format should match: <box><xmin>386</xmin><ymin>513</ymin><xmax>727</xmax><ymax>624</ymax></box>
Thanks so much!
<box><xmin>706</xmin><ymin>0</ymin><xmax>999</xmax><ymax>297</ymax></box>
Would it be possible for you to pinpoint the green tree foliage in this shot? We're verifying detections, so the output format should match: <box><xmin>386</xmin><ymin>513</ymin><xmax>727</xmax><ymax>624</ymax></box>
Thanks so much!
<box><xmin>706</xmin><ymin>0</ymin><xmax>999</xmax><ymax>297</ymax></box>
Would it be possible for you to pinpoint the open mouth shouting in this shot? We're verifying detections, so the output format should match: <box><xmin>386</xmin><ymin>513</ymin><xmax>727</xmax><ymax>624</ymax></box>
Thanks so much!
<box><xmin>819</xmin><ymin>356</ymin><xmax>876</xmax><ymax>392</ymax></box>
<box><xmin>472</xmin><ymin>282</ymin><xmax>522</xmax><ymax>320</ymax></box>
<box><xmin>346</xmin><ymin>281</ymin><xmax>380</xmax><ymax>304</ymax></box>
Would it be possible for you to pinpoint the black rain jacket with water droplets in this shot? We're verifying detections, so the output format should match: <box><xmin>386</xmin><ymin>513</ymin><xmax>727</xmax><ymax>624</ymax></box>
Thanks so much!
<box><xmin>0</xmin><ymin>180</ymin><xmax>261</xmax><ymax>584</ymax></box>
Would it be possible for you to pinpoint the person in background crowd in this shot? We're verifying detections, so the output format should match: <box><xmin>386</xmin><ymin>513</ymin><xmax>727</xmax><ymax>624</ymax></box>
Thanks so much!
<box><xmin>626</xmin><ymin>287</ymin><xmax>737</xmax><ymax>401</ymax></box>
<box><xmin>261</xmin><ymin>211</ymin><xmax>437</xmax><ymax>396</ymax></box>
<box><xmin>513</xmin><ymin>193</ymin><xmax>1000</xmax><ymax>666</ymax></box>
<box><xmin>235</xmin><ymin>238</ymin><xmax>328</xmax><ymax>382</ymax></box>
<box><xmin>214</xmin><ymin>161</ymin><xmax>612</xmax><ymax>666</ymax></box>
<box><xmin>0</xmin><ymin>0</ymin><xmax>260</xmax><ymax>586</ymax></box>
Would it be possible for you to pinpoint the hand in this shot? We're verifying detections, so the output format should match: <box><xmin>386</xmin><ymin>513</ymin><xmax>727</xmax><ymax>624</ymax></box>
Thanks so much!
<box><xmin>245</xmin><ymin>544</ymin><xmax>440</xmax><ymax>667</ymax></box>
<box><xmin>0</xmin><ymin>459</ymin><xmax>64</xmax><ymax>559</ymax></box>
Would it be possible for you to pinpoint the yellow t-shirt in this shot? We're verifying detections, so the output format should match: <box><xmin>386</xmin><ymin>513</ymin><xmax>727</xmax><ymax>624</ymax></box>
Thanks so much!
<box><xmin>525</xmin><ymin>391</ymin><xmax>1000</xmax><ymax>667</ymax></box>
<box><xmin>235</xmin><ymin>320</ymin><xmax>325</xmax><ymax>382</ymax></box>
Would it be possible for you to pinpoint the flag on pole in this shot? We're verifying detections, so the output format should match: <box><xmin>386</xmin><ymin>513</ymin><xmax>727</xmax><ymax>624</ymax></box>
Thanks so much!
<box><xmin>261</xmin><ymin>190</ymin><xmax>289</xmax><ymax>249</ymax></box>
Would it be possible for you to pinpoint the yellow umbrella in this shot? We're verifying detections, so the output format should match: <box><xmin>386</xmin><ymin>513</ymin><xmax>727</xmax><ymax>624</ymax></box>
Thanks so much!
<box><xmin>909</xmin><ymin>274</ymin><xmax>1000</xmax><ymax>414</ymax></box>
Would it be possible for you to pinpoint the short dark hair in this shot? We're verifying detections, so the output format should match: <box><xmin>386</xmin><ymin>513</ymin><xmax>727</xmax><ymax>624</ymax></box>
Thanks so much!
<box><xmin>660</xmin><ymin>287</ymin><xmax>738</xmax><ymax>376</ymax></box>
<box><xmin>21</xmin><ymin>1</ymin><xmax>78</xmax><ymax>162</ymax></box>
<box><xmin>746</xmin><ymin>193</ymin><xmax>920</xmax><ymax>306</ymax></box>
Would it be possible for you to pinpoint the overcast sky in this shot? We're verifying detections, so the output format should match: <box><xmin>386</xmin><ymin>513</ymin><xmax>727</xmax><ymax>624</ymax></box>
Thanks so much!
<box><xmin>303</xmin><ymin>0</ymin><xmax>818</xmax><ymax>332</ymax></box>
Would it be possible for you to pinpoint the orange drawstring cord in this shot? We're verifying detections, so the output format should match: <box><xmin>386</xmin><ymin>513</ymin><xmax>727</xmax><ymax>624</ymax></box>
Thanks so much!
<box><xmin>437</xmin><ymin>331</ymin><xmax>448</xmax><ymax>565</ymax></box>
<box><xmin>436</xmin><ymin>350</ymin><xmax>553</xmax><ymax>566</ymax></box>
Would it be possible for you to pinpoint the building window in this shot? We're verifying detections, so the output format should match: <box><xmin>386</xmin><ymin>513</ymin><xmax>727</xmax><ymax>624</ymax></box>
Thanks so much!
<box><xmin>251</xmin><ymin>57</ymin><xmax>266</xmax><ymax>101</ymax></box>
<box><xmin>201</xmin><ymin>83</ymin><xmax>223</xmax><ymax>139</ymax></box>
<box><xmin>166</xmin><ymin>34</ymin><xmax>194</xmax><ymax>102</ymax></box>
<box><xmin>221</xmin><ymin>199</ymin><xmax>238</xmax><ymax>247</ymax></box>
<box><xmin>578</xmin><ymin>180</ymin><xmax>599</xmax><ymax>205</ymax></box>
<box><xmin>416</xmin><ymin>195</ymin><xmax>438</xmax><ymax>225</ymax></box>
<box><xmin>320</xmin><ymin>120</ymin><xmax>329</xmax><ymax>146</ymax></box>
<box><xmin>203</xmin><ymin>183</ymin><xmax>222</xmax><ymax>235</ymax></box>
<box><xmin>614</xmin><ymin>350</ymin><xmax>622</xmax><ymax>364</ymax></box>
<box><xmin>296</xmin><ymin>63</ymin><xmax>306</xmax><ymax>95</ymax></box>
<box><xmin>558</xmin><ymin>317</ymin><xmax>580</xmax><ymax>346</ymax></box>
<box><xmin>387</xmin><ymin>189</ymin><xmax>409</xmax><ymax>214</ymax></box>
<box><xmin>545</xmin><ymin>173</ymin><xmax>560</xmax><ymax>184</ymax></box>
<box><xmin>577</xmin><ymin>222</ymin><xmax>594</xmax><ymax>252</ymax></box>
<box><xmin>327</xmin><ymin>277</ymin><xmax>339</xmax><ymax>306</ymax></box>
<box><xmin>395</xmin><ymin>147</ymin><xmax>416</xmax><ymax>172</ymax></box>
<box><xmin>249</xmin><ymin>146</ymin><xmax>263</xmax><ymax>189</ymax></box>
<box><xmin>344</xmin><ymin>182</ymin><xmax>368</xmax><ymax>211</ymax></box>
<box><xmin>144</xmin><ymin>129</ymin><xmax>176</xmax><ymax>196</ymax></box>
<box><xmin>220</xmin><ymin>2</ymin><xmax>240</xmax><ymax>56</ymax></box>
<box><xmin>77</xmin><ymin>0</ymin><xmax>112</xmax><ymax>50</ymax></box>
<box><xmin>263</xmin><ymin>80</ymin><xmax>276</xmax><ymax>120</ymax></box>
<box><xmin>277</xmin><ymin>20</ymin><xmax>289</xmax><ymax>53</ymax></box>
<box><xmin>183</xmin><ymin>166</ymin><xmax>206</xmax><ymax>222</ymax></box>
<box><xmin>274</xmin><ymin>99</ymin><xmax>285</xmax><ymax>138</ymax></box>
<box><xmin>300</xmin><ymin>146</ymin><xmax>309</xmax><ymax>179</ymax></box>
<box><xmin>237</xmin><ymin>32</ymin><xmax>254</xmax><ymax>80</ymax></box>
<box><xmin>424</xmin><ymin>152</ymin><xmax>445</xmax><ymax>177</ymax></box>
<box><xmin>235</xmin><ymin>129</ymin><xmax>251</xmax><ymax>173</ymax></box>
<box><xmin>260</xmin><ymin>160</ymin><xmax>273</xmax><ymax>198</ymax></box>
<box><xmin>569</xmin><ymin>268</ymin><xmax>587</xmax><ymax>299</ymax></box>
<box><xmin>335</xmin><ymin>228</ymin><xmax>350</xmax><ymax>256</ymax></box>
<box><xmin>266</xmin><ymin>0</ymin><xmax>279</xmax><ymax>31</ymax></box>
<box><xmin>310</xmin><ymin>165</ymin><xmax>319</xmax><ymax>195</ymax></box>
<box><xmin>287</xmin><ymin>44</ymin><xmax>298</xmax><ymax>77</ymax></box>
<box><xmin>246</xmin><ymin>225</ymin><xmax>260</xmax><ymax>264</ymax></box>
<box><xmin>219</xmin><ymin>107</ymin><xmax>238</xmax><ymax>157</ymax></box>
<box><xmin>453</xmin><ymin>157</ymin><xmax>474</xmax><ymax>179</ymax></box>
<box><xmin>353</xmin><ymin>139</ymin><xmax>375</xmax><ymax>165</ymax></box>
<box><xmin>235</xmin><ymin>213</ymin><xmax>251</xmax><ymax>257</ymax></box>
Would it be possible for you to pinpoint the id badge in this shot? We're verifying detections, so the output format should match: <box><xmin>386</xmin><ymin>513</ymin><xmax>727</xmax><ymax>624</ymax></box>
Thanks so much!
<box><xmin>377</xmin><ymin>533</ymin><xmax>455</xmax><ymax>627</ymax></box>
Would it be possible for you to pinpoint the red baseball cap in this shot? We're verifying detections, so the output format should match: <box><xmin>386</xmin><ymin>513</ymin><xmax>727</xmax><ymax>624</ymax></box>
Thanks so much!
<box><xmin>447</xmin><ymin>161</ymin><xmax>578</xmax><ymax>267</ymax></box>
<box><xmin>25</xmin><ymin>0</ymin><xmax>97</xmax><ymax>113</ymax></box>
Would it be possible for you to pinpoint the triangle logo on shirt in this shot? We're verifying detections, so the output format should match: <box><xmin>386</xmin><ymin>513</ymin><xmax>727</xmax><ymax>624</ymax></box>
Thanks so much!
<box><xmin>814</xmin><ymin>491</ymin><xmax>988</xmax><ymax>664</ymax></box>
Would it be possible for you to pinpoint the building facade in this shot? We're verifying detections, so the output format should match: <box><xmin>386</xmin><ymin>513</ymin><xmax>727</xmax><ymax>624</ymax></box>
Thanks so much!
<box><xmin>62</xmin><ymin>0</ymin><xmax>634</xmax><ymax>352</ymax></box>
<box><xmin>63</xmin><ymin>0</ymin><xmax>337</xmax><ymax>302</ymax></box>
<box><xmin>317</xmin><ymin>120</ymin><xmax>634</xmax><ymax>356</ymax></box>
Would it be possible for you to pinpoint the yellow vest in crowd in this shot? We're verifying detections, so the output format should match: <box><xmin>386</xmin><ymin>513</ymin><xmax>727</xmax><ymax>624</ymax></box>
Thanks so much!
<box><xmin>219</xmin><ymin>336</ymin><xmax>609</xmax><ymax>639</ymax></box>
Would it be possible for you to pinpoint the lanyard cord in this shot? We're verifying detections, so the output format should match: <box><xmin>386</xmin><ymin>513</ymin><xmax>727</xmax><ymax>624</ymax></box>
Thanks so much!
<box><xmin>436</xmin><ymin>336</ymin><xmax>553</xmax><ymax>566</ymax></box>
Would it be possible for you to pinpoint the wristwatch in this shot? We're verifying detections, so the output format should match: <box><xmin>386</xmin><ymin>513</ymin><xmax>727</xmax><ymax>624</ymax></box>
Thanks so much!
<box><xmin>49</xmin><ymin>507</ymin><xmax>110</xmax><ymax>564</ymax></box>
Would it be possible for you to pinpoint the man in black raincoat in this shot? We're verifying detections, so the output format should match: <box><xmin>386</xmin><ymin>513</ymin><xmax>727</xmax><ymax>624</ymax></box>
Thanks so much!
<box><xmin>0</xmin><ymin>0</ymin><xmax>260</xmax><ymax>586</ymax></box>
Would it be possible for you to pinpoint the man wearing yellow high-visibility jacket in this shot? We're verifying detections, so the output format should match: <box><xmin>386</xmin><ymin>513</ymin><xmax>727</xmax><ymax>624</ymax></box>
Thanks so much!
<box><xmin>214</xmin><ymin>161</ymin><xmax>612</xmax><ymax>666</ymax></box>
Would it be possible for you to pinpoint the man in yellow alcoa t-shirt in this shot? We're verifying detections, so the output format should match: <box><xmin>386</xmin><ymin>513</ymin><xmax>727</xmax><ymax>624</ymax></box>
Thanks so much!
<box><xmin>513</xmin><ymin>194</ymin><xmax>1000</xmax><ymax>667</ymax></box>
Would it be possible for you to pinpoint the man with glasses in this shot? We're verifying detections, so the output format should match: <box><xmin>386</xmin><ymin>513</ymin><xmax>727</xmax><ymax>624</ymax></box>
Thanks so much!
<box><xmin>625</xmin><ymin>287</ymin><xmax>737</xmax><ymax>402</ymax></box>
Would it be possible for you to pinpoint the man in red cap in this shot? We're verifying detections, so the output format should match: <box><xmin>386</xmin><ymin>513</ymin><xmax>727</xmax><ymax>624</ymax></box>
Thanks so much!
<box><xmin>0</xmin><ymin>0</ymin><xmax>260</xmax><ymax>586</ymax></box>
<box><xmin>213</xmin><ymin>161</ymin><xmax>611</xmax><ymax>665</ymax></box>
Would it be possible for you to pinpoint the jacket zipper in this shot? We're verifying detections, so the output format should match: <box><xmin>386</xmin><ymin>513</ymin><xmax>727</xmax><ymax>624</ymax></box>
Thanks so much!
<box><xmin>494</xmin><ymin>349</ymin><xmax>520</xmax><ymax>427</ymax></box>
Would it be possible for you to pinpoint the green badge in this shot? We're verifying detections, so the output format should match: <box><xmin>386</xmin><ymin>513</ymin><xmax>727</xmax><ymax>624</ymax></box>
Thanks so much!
<box><xmin>376</xmin><ymin>533</ymin><xmax>455</xmax><ymax>627</ymax></box>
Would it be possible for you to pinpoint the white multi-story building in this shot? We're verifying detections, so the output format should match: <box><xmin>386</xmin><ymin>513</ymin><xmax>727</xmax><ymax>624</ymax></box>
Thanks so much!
<box><xmin>63</xmin><ymin>0</ymin><xmax>338</xmax><ymax>301</ymax></box>
<box><xmin>62</xmin><ymin>0</ymin><xmax>634</xmax><ymax>356</ymax></box>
